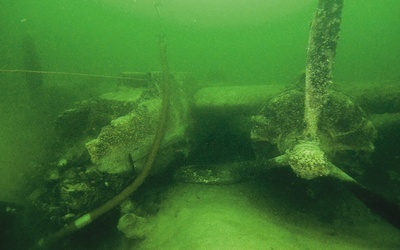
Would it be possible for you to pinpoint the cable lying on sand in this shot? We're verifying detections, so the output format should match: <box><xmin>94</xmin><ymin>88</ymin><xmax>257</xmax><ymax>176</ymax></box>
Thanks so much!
<box><xmin>35</xmin><ymin>31</ymin><xmax>171</xmax><ymax>250</ymax></box>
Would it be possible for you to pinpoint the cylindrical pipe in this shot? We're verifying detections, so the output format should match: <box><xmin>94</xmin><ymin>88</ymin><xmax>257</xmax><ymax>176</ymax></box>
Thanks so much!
<box><xmin>36</xmin><ymin>28</ymin><xmax>171</xmax><ymax>250</ymax></box>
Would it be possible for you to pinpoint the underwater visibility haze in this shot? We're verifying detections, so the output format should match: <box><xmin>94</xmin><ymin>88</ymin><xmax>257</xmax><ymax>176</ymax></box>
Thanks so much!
<box><xmin>0</xmin><ymin>0</ymin><xmax>400</xmax><ymax>249</ymax></box>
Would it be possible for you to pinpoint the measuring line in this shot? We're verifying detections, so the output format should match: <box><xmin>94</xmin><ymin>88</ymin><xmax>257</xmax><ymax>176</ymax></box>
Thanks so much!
<box><xmin>0</xmin><ymin>69</ymin><xmax>149</xmax><ymax>81</ymax></box>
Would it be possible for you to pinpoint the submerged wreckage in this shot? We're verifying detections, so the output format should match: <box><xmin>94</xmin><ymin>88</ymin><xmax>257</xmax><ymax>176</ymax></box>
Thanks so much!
<box><xmin>24</xmin><ymin>0</ymin><xmax>400</xmax><ymax>248</ymax></box>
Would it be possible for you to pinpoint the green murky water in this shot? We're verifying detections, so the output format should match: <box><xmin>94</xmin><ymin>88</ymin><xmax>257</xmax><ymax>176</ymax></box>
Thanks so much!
<box><xmin>2</xmin><ymin>0</ymin><xmax>399</xmax><ymax>83</ymax></box>
<box><xmin>0</xmin><ymin>1</ymin><xmax>399</xmax><ymax>249</ymax></box>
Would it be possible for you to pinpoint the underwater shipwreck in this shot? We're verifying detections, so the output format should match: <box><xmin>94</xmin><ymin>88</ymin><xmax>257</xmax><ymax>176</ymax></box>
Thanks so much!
<box><xmin>1</xmin><ymin>0</ymin><xmax>400</xmax><ymax>249</ymax></box>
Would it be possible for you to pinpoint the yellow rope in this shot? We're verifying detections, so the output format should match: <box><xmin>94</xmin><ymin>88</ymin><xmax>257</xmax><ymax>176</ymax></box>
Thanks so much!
<box><xmin>0</xmin><ymin>69</ymin><xmax>148</xmax><ymax>81</ymax></box>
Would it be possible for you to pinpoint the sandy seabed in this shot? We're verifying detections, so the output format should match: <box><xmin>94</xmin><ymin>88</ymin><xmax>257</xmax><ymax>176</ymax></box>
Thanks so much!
<box><xmin>125</xmin><ymin>182</ymin><xmax>400</xmax><ymax>250</ymax></box>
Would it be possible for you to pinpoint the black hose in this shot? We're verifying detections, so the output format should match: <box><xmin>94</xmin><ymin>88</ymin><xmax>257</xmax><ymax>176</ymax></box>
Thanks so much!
<box><xmin>35</xmin><ymin>27</ymin><xmax>171</xmax><ymax>250</ymax></box>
